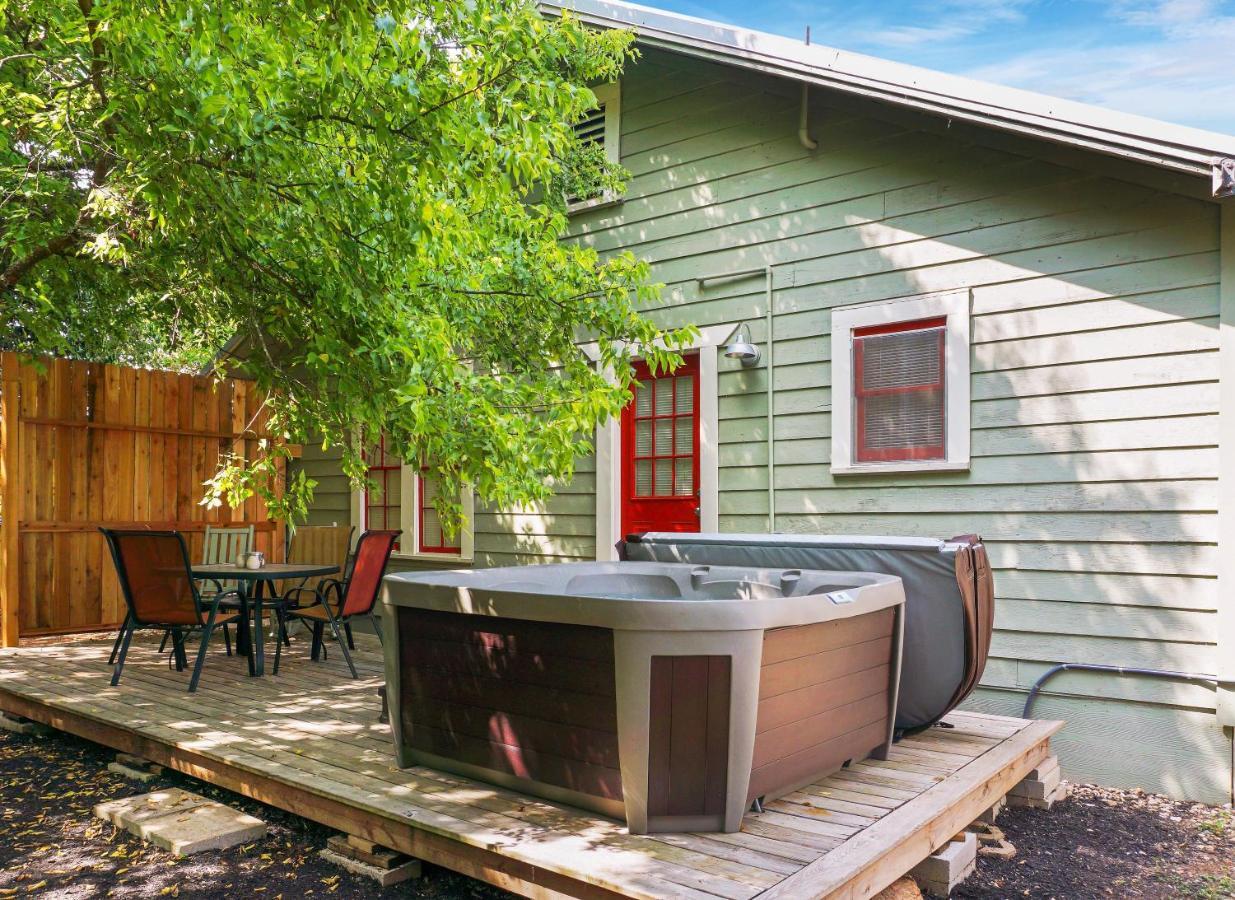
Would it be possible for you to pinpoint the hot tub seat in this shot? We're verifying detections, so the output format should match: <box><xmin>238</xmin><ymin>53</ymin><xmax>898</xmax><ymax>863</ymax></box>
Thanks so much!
<box><xmin>381</xmin><ymin>561</ymin><xmax>905</xmax><ymax>833</ymax></box>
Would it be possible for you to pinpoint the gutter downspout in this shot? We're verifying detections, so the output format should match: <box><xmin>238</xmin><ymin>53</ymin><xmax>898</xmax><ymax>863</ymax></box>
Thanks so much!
<box><xmin>798</xmin><ymin>27</ymin><xmax>818</xmax><ymax>151</ymax></box>
<box><xmin>798</xmin><ymin>84</ymin><xmax>818</xmax><ymax>151</ymax></box>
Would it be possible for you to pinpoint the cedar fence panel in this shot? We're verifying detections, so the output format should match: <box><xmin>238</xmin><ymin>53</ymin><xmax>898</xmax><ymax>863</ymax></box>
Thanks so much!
<box><xmin>0</xmin><ymin>353</ymin><xmax>285</xmax><ymax>645</ymax></box>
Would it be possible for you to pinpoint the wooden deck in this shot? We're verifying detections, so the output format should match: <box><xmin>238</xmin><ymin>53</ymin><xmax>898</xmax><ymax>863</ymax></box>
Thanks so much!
<box><xmin>0</xmin><ymin>633</ymin><xmax>1062</xmax><ymax>899</ymax></box>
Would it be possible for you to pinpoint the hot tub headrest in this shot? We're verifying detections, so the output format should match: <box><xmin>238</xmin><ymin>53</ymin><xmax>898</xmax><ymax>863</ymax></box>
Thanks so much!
<box><xmin>620</xmin><ymin>532</ymin><xmax>994</xmax><ymax>732</ymax></box>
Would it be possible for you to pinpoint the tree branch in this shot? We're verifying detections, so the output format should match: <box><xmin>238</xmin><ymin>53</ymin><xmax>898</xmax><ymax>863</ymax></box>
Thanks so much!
<box><xmin>0</xmin><ymin>230</ymin><xmax>82</xmax><ymax>291</ymax></box>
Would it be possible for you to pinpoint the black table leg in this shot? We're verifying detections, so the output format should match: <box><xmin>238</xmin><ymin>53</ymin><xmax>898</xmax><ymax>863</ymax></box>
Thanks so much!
<box><xmin>253</xmin><ymin>580</ymin><xmax>266</xmax><ymax>677</ymax></box>
<box><xmin>236</xmin><ymin>586</ymin><xmax>256</xmax><ymax>677</ymax></box>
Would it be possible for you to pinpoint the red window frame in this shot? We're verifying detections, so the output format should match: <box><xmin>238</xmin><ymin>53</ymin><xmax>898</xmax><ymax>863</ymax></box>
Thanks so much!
<box><xmin>364</xmin><ymin>435</ymin><xmax>400</xmax><ymax>550</ymax></box>
<box><xmin>418</xmin><ymin>470</ymin><xmax>460</xmax><ymax>555</ymax></box>
<box><xmin>853</xmin><ymin>316</ymin><xmax>947</xmax><ymax>463</ymax></box>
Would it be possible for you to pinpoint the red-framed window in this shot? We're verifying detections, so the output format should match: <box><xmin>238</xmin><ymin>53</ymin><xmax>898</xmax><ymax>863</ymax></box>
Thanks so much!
<box><xmin>418</xmin><ymin>471</ymin><xmax>460</xmax><ymax>554</ymax></box>
<box><xmin>363</xmin><ymin>435</ymin><xmax>400</xmax><ymax>549</ymax></box>
<box><xmin>853</xmin><ymin>316</ymin><xmax>947</xmax><ymax>463</ymax></box>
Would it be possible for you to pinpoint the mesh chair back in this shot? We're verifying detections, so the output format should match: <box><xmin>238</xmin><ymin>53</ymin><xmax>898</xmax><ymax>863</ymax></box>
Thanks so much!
<box><xmin>289</xmin><ymin>524</ymin><xmax>354</xmax><ymax>594</ymax></box>
<box><xmin>202</xmin><ymin>524</ymin><xmax>254</xmax><ymax>594</ymax></box>
<box><xmin>339</xmin><ymin>530</ymin><xmax>399</xmax><ymax>617</ymax></box>
<box><xmin>102</xmin><ymin>530</ymin><xmax>201</xmax><ymax>626</ymax></box>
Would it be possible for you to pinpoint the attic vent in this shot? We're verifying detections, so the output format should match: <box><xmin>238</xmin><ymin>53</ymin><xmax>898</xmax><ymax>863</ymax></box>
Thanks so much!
<box><xmin>575</xmin><ymin>104</ymin><xmax>607</xmax><ymax>150</ymax></box>
<box><xmin>567</xmin><ymin>82</ymin><xmax>620</xmax><ymax>211</ymax></box>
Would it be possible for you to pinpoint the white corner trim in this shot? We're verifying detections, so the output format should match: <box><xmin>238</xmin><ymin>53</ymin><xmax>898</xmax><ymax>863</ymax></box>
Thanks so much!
<box><xmin>349</xmin><ymin>484</ymin><xmax>363</xmax><ymax>535</ymax></box>
<box><xmin>830</xmin><ymin>290</ymin><xmax>971</xmax><ymax>475</ymax></box>
<box><xmin>595</xmin><ymin>409</ymin><xmax>623</xmax><ymax>561</ymax></box>
<box><xmin>594</xmin><ymin>325</ymin><xmax>731</xmax><ymax>560</ymax></box>
<box><xmin>1216</xmin><ymin>203</ymin><xmax>1235</xmax><ymax>725</ymax></box>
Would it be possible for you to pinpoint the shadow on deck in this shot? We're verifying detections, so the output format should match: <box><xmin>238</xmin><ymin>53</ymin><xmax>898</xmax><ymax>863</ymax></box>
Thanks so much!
<box><xmin>0</xmin><ymin>633</ymin><xmax>1062</xmax><ymax>899</ymax></box>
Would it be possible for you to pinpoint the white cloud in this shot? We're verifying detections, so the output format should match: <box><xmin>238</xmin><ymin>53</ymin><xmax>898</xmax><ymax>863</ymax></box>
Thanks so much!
<box><xmin>963</xmin><ymin>0</ymin><xmax>1235</xmax><ymax>131</ymax></box>
<box><xmin>965</xmin><ymin>38</ymin><xmax>1234</xmax><ymax>132</ymax></box>
<box><xmin>868</xmin><ymin>0</ymin><xmax>1032</xmax><ymax>47</ymax></box>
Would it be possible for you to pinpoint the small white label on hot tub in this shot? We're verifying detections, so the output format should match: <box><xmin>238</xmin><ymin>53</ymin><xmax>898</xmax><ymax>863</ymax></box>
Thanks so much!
<box><xmin>827</xmin><ymin>591</ymin><xmax>855</xmax><ymax>604</ymax></box>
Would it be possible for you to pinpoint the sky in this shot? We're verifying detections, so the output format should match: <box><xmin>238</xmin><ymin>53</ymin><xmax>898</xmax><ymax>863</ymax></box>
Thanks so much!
<box><xmin>646</xmin><ymin>0</ymin><xmax>1235</xmax><ymax>134</ymax></box>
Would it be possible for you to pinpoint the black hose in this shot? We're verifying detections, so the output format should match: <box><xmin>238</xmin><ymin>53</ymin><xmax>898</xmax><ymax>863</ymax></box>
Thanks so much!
<box><xmin>1022</xmin><ymin>662</ymin><xmax>1217</xmax><ymax>718</ymax></box>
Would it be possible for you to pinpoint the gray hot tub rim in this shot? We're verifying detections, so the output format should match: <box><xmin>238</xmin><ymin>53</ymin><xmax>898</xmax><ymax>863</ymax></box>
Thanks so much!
<box><xmin>620</xmin><ymin>531</ymin><xmax>994</xmax><ymax>732</ymax></box>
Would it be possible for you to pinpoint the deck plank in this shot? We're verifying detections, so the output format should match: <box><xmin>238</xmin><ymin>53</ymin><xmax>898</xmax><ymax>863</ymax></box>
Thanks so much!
<box><xmin>0</xmin><ymin>636</ymin><xmax>1061</xmax><ymax>900</ymax></box>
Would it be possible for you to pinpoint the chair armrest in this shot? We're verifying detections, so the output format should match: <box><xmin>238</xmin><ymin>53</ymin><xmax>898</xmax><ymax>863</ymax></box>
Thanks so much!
<box><xmin>282</xmin><ymin>586</ymin><xmax>318</xmax><ymax>605</ymax></box>
<box><xmin>212</xmin><ymin>590</ymin><xmax>245</xmax><ymax>608</ymax></box>
<box><xmin>195</xmin><ymin>576</ymin><xmax>227</xmax><ymax>596</ymax></box>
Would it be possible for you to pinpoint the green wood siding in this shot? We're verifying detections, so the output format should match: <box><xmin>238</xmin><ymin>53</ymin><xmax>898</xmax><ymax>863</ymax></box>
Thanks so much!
<box><xmin>295</xmin><ymin>48</ymin><xmax>1228</xmax><ymax>802</ymax></box>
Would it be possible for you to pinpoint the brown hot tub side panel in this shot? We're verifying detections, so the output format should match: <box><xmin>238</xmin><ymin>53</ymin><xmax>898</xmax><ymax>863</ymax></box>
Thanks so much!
<box><xmin>647</xmin><ymin>655</ymin><xmax>731</xmax><ymax>831</ymax></box>
<box><xmin>397</xmin><ymin>608</ymin><xmax>623</xmax><ymax>804</ymax></box>
<box><xmin>748</xmin><ymin>608</ymin><xmax>896</xmax><ymax>803</ymax></box>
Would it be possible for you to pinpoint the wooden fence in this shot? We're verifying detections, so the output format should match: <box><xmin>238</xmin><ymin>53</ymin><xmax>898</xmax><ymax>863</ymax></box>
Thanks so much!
<box><xmin>0</xmin><ymin>353</ymin><xmax>285</xmax><ymax>646</ymax></box>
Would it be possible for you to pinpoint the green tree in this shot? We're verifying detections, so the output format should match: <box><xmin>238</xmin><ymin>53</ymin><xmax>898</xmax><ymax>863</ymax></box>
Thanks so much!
<box><xmin>1</xmin><ymin>0</ymin><xmax>693</xmax><ymax>529</ymax></box>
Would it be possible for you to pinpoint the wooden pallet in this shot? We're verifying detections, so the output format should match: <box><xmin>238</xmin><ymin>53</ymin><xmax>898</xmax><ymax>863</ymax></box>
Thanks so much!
<box><xmin>0</xmin><ymin>634</ymin><xmax>1061</xmax><ymax>899</ymax></box>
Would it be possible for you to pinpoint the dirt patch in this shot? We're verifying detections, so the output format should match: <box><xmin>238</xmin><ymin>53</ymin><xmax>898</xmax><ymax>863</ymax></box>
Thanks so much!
<box><xmin>0</xmin><ymin>726</ymin><xmax>510</xmax><ymax>898</ymax></box>
<box><xmin>956</xmin><ymin>784</ymin><xmax>1235</xmax><ymax>899</ymax></box>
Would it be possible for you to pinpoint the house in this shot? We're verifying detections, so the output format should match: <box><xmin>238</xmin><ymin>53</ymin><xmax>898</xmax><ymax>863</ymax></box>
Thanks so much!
<box><xmin>293</xmin><ymin>0</ymin><xmax>1235</xmax><ymax>804</ymax></box>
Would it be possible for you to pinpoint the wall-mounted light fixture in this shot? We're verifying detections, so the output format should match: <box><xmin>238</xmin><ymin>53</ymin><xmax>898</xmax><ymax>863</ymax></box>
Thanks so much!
<box><xmin>723</xmin><ymin>322</ymin><xmax>761</xmax><ymax>367</ymax></box>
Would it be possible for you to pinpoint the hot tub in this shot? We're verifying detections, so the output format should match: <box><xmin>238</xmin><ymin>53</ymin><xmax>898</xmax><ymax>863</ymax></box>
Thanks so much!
<box><xmin>380</xmin><ymin>561</ymin><xmax>905</xmax><ymax>833</ymax></box>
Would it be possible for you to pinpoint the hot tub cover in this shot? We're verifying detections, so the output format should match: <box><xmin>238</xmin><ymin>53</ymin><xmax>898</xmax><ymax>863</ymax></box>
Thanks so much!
<box><xmin>620</xmin><ymin>532</ymin><xmax>993</xmax><ymax>731</ymax></box>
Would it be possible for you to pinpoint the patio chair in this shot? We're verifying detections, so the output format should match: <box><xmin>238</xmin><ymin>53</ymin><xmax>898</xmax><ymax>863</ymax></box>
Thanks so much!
<box><xmin>280</xmin><ymin>522</ymin><xmax>355</xmax><ymax>644</ymax></box>
<box><xmin>274</xmin><ymin>530</ymin><xmax>399</xmax><ymax>679</ymax></box>
<box><xmin>158</xmin><ymin>523</ymin><xmax>253</xmax><ymax>656</ymax></box>
<box><xmin>101</xmin><ymin>529</ymin><xmax>242</xmax><ymax>693</ymax></box>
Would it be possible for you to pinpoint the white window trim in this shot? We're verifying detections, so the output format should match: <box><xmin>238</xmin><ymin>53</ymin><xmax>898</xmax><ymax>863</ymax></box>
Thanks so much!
<box><xmin>590</xmin><ymin>323</ymin><xmax>732</xmax><ymax>561</ymax></box>
<box><xmin>830</xmin><ymin>290</ymin><xmax>971</xmax><ymax>476</ymax></box>
<box><xmin>567</xmin><ymin>81</ymin><xmax>622</xmax><ymax>215</ymax></box>
<box><xmin>350</xmin><ymin>469</ymin><xmax>474</xmax><ymax>564</ymax></box>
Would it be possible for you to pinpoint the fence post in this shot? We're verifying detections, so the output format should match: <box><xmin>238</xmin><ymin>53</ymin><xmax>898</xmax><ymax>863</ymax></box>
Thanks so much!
<box><xmin>0</xmin><ymin>353</ymin><xmax>21</xmax><ymax>647</ymax></box>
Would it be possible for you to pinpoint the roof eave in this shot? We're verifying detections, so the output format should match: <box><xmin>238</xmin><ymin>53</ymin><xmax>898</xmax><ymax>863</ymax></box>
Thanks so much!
<box><xmin>544</xmin><ymin>0</ymin><xmax>1235</xmax><ymax>193</ymax></box>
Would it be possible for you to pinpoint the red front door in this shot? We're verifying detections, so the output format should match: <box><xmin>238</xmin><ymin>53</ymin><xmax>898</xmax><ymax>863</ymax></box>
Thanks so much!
<box><xmin>620</xmin><ymin>355</ymin><xmax>701</xmax><ymax>536</ymax></box>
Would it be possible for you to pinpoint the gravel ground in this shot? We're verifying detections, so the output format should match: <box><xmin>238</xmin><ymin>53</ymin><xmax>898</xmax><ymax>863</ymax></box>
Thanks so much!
<box><xmin>0</xmin><ymin>725</ymin><xmax>509</xmax><ymax>899</ymax></box>
<box><xmin>3</xmin><ymin>723</ymin><xmax>1233</xmax><ymax>899</ymax></box>
<box><xmin>956</xmin><ymin>783</ymin><xmax>1235</xmax><ymax>899</ymax></box>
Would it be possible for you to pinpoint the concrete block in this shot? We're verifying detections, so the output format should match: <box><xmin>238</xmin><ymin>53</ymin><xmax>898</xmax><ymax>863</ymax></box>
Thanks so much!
<box><xmin>0</xmin><ymin>712</ymin><xmax>52</xmax><ymax>737</ymax></box>
<box><xmin>107</xmin><ymin>761</ymin><xmax>159</xmax><ymax>783</ymax></box>
<box><xmin>94</xmin><ymin>788</ymin><xmax>266</xmax><ymax>856</ymax></box>
<box><xmin>1009</xmin><ymin>763</ymin><xmax>1062</xmax><ymax>801</ymax></box>
<box><xmin>319</xmin><ymin>848</ymin><xmax>422</xmax><ymax>887</ymax></box>
<box><xmin>973</xmin><ymin>796</ymin><xmax>1005</xmax><ymax>824</ymax></box>
<box><xmin>911</xmin><ymin>831</ymin><xmax>977</xmax><ymax>897</ymax></box>
<box><xmin>1024</xmin><ymin>757</ymin><xmax>1060</xmax><ymax>783</ymax></box>
<box><xmin>1007</xmin><ymin>780</ymin><xmax>1070</xmax><ymax>811</ymax></box>
<box><xmin>115</xmin><ymin>752</ymin><xmax>163</xmax><ymax>774</ymax></box>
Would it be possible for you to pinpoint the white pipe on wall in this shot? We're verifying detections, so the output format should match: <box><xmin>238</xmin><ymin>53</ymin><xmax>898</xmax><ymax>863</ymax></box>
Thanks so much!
<box><xmin>764</xmin><ymin>265</ymin><xmax>776</xmax><ymax>532</ymax></box>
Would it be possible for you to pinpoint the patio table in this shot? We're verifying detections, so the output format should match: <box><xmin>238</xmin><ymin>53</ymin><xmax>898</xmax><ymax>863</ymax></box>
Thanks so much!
<box><xmin>192</xmin><ymin>563</ymin><xmax>339</xmax><ymax>677</ymax></box>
